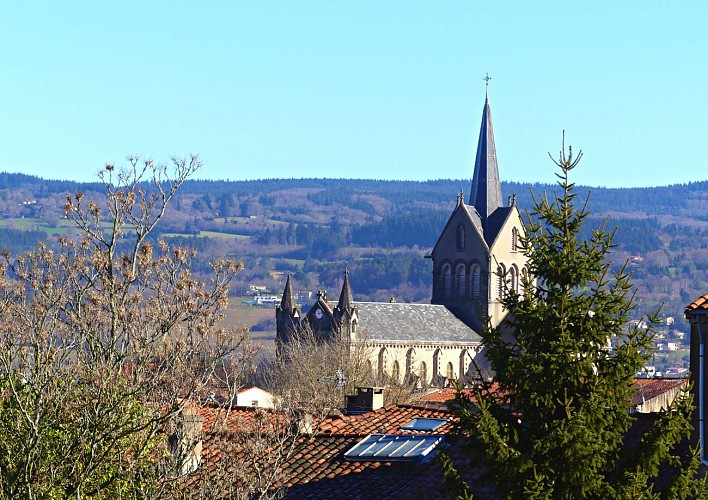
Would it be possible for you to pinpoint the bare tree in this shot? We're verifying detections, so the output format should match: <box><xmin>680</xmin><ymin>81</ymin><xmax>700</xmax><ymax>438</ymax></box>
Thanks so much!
<box><xmin>0</xmin><ymin>157</ymin><xmax>250</xmax><ymax>498</ymax></box>
<box><xmin>168</xmin><ymin>403</ymin><xmax>303</xmax><ymax>500</ymax></box>
<box><xmin>266</xmin><ymin>326</ymin><xmax>375</xmax><ymax>420</ymax></box>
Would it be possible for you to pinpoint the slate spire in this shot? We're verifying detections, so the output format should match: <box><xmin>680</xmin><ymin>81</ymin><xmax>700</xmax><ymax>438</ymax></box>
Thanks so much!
<box><xmin>469</xmin><ymin>92</ymin><xmax>503</xmax><ymax>220</ymax></box>
<box><xmin>280</xmin><ymin>274</ymin><xmax>295</xmax><ymax>312</ymax></box>
<box><xmin>337</xmin><ymin>269</ymin><xmax>354</xmax><ymax>312</ymax></box>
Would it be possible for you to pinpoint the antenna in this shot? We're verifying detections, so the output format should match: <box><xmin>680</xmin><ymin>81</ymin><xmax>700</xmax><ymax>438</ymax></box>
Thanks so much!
<box><xmin>319</xmin><ymin>369</ymin><xmax>347</xmax><ymax>389</ymax></box>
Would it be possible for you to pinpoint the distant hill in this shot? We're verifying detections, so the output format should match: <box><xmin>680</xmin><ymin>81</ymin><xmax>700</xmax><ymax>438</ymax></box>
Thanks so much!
<box><xmin>0</xmin><ymin>172</ymin><xmax>705</xmax><ymax>330</ymax></box>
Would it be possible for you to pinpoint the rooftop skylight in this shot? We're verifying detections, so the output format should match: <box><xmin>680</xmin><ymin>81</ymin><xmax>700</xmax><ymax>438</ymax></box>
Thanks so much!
<box><xmin>399</xmin><ymin>417</ymin><xmax>449</xmax><ymax>432</ymax></box>
<box><xmin>344</xmin><ymin>434</ymin><xmax>443</xmax><ymax>462</ymax></box>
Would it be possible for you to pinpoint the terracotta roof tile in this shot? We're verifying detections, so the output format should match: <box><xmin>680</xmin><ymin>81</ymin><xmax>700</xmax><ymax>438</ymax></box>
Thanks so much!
<box><xmin>631</xmin><ymin>378</ymin><xmax>687</xmax><ymax>406</ymax></box>
<box><xmin>421</xmin><ymin>379</ymin><xmax>688</xmax><ymax>410</ymax></box>
<box><xmin>185</xmin><ymin>389</ymin><xmax>694</xmax><ymax>499</ymax></box>
<box><xmin>686</xmin><ymin>293</ymin><xmax>708</xmax><ymax>312</ymax></box>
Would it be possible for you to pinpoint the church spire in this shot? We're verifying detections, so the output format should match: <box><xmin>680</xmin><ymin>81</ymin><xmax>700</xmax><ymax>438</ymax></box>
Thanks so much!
<box><xmin>469</xmin><ymin>91</ymin><xmax>503</xmax><ymax>220</ymax></box>
<box><xmin>280</xmin><ymin>274</ymin><xmax>295</xmax><ymax>312</ymax></box>
<box><xmin>337</xmin><ymin>269</ymin><xmax>354</xmax><ymax>312</ymax></box>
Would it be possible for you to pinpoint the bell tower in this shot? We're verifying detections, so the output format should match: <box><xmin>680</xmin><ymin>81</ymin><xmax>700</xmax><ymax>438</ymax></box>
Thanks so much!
<box><xmin>430</xmin><ymin>89</ymin><xmax>527</xmax><ymax>332</ymax></box>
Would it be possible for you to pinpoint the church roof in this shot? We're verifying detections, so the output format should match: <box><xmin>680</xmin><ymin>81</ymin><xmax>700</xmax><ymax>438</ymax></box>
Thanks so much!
<box><xmin>469</xmin><ymin>93</ymin><xmax>503</xmax><ymax>222</ymax></box>
<box><xmin>484</xmin><ymin>205</ymin><xmax>514</xmax><ymax>247</ymax></box>
<box><xmin>337</xmin><ymin>270</ymin><xmax>354</xmax><ymax>312</ymax></box>
<box><xmin>352</xmin><ymin>302</ymin><xmax>482</xmax><ymax>344</ymax></box>
<box><xmin>429</xmin><ymin>200</ymin><xmax>488</xmax><ymax>257</ymax></box>
<box><xmin>279</xmin><ymin>274</ymin><xmax>296</xmax><ymax>311</ymax></box>
<box><xmin>461</xmin><ymin>203</ymin><xmax>483</xmax><ymax>235</ymax></box>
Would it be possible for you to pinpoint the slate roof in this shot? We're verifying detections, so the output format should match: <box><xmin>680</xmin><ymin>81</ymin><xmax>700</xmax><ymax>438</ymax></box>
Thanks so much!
<box><xmin>484</xmin><ymin>205</ymin><xmax>514</xmax><ymax>247</ymax></box>
<box><xmin>337</xmin><ymin>270</ymin><xmax>354</xmax><ymax>312</ymax></box>
<box><xmin>353</xmin><ymin>302</ymin><xmax>482</xmax><ymax>344</ymax></box>
<box><xmin>469</xmin><ymin>93</ymin><xmax>503</xmax><ymax>221</ymax></box>
<box><xmin>280</xmin><ymin>274</ymin><xmax>296</xmax><ymax>311</ymax></box>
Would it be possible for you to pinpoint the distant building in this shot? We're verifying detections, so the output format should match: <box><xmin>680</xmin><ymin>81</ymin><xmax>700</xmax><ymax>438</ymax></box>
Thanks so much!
<box><xmin>253</xmin><ymin>294</ymin><xmax>280</xmax><ymax>306</ymax></box>
<box><xmin>235</xmin><ymin>386</ymin><xmax>275</xmax><ymax>409</ymax></box>
<box><xmin>276</xmin><ymin>92</ymin><xmax>528</xmax><ymax>387</ymax></box>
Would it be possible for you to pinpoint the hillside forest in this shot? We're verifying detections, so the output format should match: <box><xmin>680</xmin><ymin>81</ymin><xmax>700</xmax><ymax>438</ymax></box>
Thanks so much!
<box><xmin>0</xmin><ymin>172</ymin><xmax>705</xmax><ymax>333</ymax></box>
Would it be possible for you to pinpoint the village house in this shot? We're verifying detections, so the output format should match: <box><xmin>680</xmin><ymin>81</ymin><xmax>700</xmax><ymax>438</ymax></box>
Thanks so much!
<box><xmin>686</xmin><ymin>292</ymin><xmax>708</xmax><ymax>473</ymax></box>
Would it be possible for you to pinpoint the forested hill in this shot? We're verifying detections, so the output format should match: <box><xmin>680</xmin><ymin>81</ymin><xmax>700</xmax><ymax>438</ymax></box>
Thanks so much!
<box><xmin>0</xmin><ymin>172</ymin><xmax>705</xmax><ymax>327</ymax></box>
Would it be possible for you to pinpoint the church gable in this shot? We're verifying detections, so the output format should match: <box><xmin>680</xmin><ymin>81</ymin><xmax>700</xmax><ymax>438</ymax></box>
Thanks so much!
<box><xmin>488</xmin><ymin>205</ymin><xmax>525</xmax><ymax>255</ymax></box>
<box><xmin>486</xmin><ymin>205</ymin><xmax>528</xmax><ymax>313</ymax></box>
<box><xmin>431</xmin><ymin>201</ymin><xmax>487</xmax><ymax>263</ymax></box>
<box><xmin>301</xmin><ymin>293</ymin><xmax>339</xmax><ymax>341</ymax></box>
<box><xmin>430</xmin><ymin>200</ymin><xmax>492</xmax><ymax>312</ymax></box>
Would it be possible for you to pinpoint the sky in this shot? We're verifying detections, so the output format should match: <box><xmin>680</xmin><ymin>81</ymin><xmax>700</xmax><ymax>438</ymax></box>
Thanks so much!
<box><xmin>1</xmin><ymin>2</ymin><xmax>706</xmax><ymax>188</ymax></box>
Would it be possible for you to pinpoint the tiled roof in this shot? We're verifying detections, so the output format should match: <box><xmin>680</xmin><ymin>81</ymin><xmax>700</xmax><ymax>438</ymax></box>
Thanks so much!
<box><xmin>631</xmin><ymin>378</ymin><xmax>687</xmax><ymax>406</ymax></box>
<box><xmin>189</xmin><ymin>404</ymin><xmax>495</xmax><ymax>499</ymax></box>
<box><xmin>421</xmin><ymin>387</ymin><xmax>471</xmax><ymax>404</ymax></box>
<box><xmin>353</xmin><ymin>302</ymin><xmax>482</xmax><ymax>344</ymax></box>
<box><xmin>281</xmin><ymin>434</ymin><xmax>487</xmax><ymax>499</ymax></box>
<box><xmin>686</xmin><ymin>293</ymin><xmax>708</xmax><ymax>312</ymax></box>
<box><xmin>317</xmin><ymin>404</ymin><xmax>454</xmax><ymax>436</ymax></box>
<box><xmin>186</xmin><ymin>384</ymin><xmax>695</xmax><ymax>499</ymax></box>
<box><xmin>420</xmin><ymin>379</ymin><xmax>688</xmax><ymax>409</ymax></box>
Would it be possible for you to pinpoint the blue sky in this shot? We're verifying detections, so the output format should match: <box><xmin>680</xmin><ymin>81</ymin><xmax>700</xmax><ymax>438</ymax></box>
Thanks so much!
<box><xmin>1</xmin><ymin>2</ymin><xmax>706</xmax><ymax>187</ymax></box>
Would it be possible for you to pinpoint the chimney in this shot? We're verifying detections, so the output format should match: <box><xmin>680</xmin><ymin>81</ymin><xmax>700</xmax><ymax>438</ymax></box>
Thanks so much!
<box><xmin>168</xmin><ymin>405</ymin><xmax>204</xmax><ymax>476</ymax></box>
<box><xmin>346</xmin><ymin>387</ymin><xmax>384</xmax><ymax>414</ymax></box>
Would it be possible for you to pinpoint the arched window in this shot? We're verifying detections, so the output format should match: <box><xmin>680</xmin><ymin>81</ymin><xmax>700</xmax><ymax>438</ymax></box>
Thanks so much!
<box><xmin>442</xmin><ymin>264</ymin><xmax>452</xmax><ymax>299</ymax></box>
<box><xmin>456</xmin><ymin>264</ymin><xmax>467</xmax><ymax>298</ymax></box>
<box><xmin>471</xmin><ymin>264</ymin><xmax>481</xmax><ymax>299</ymax></box>
<box><xmin>378</xmin><ymin>348</ymin><xmax>388</xmax><ymax>382</ymax></box>
<box><xmin>511</xmin><ymin>227</ymin><xmax>519</xmax><ymax>252</ymax></box>
<box><xmin>456</xmin><ymin>224</ymin><xmax>465</xmax><ymax>250</ymax></box>
<box><xmin>419</xmin><ymin>361</ymin><xmax>428</xmax><ymax>387</ymax></box>
<box><xmin>391</xmin><ymin>360</ymin><xmax>400</xmax><ymax>383</ymax></box>
<box><xmin>459</xmin><ymin>350</ymin><xmax>469</xmax><ymax>383</ymax></box>
<box><xmin>446</xmin><ymin>362</ymin><xmax>454</xmax><ymax>382</ymax></box>
<box><xmin>497</xmin><ymin>264</ymin><xmax>506</xmax><ymax>298</ymax></box>
<box><xmin>405</xmin><ymin>348</ymin><xmax>416</xmax><ymax>380</ymax></box>
<box><xmin>432</xmin><ymin>349</ymin><xmax>442</xmax><ymax>386</ymax></box>
<box><xmin>509</xmin><ymin>265</ymin><xmax>518</xmax><ymax>294</ymax></box>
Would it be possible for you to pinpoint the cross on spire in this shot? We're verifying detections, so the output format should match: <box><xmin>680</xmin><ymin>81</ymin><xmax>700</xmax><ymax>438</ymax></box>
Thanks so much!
<box><xmin>482</xmin><ymin>73</ymin><xmax>492</xmax><ymax>95</ymax></box>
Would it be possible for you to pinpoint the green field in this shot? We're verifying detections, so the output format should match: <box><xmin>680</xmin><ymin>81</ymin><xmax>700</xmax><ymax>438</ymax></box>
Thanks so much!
<box><xmin>161</xmin><ymin>230</ymin><xmax>251</xmax><ymax>240</ymax></box>
<box><xmin>0</xmin><ymin>217</ymin><xmax>74</xmax><ymax>235</ymax></box>
<box><xmin>222</xmin><ymin>297</ymin><xmax>276</xmax><ymax>346</ymax></box>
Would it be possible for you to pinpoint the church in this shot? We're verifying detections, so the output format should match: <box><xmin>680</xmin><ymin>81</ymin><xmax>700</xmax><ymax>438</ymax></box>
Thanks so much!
<box><xmin>276</xmin><ymin>92</ymin><xmax>528</xmax><ymax>387</ymax></box>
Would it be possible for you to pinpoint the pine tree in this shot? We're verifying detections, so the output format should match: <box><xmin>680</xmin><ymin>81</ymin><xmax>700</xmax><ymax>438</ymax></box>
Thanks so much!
<box><xmin>446</xmin><ymin>137</ymin><xmax>706</xmax><ymax>499</ymax></box>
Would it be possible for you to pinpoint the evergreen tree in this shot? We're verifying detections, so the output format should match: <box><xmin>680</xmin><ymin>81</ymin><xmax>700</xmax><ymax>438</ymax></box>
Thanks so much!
<box><xmin>445</xmin><ymin>138</ymin><xmax>705</xmax><ymax>499</ymax></box>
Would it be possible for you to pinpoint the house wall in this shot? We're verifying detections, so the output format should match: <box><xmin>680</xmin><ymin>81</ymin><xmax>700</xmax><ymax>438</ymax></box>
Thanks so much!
<box><xmin>687</xmin><ymin>306</ymin><xmax>708</xmax><ymax>473</ymax></box>
<box><xmin>236</xmin><ymin>387</ymin><xmax>275</xmax><ymax>409</ymax></box>
<box><xmin>634</xmin><ymin>385</ymin><xmax>687</xmax><ymax>414</ymax></box>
